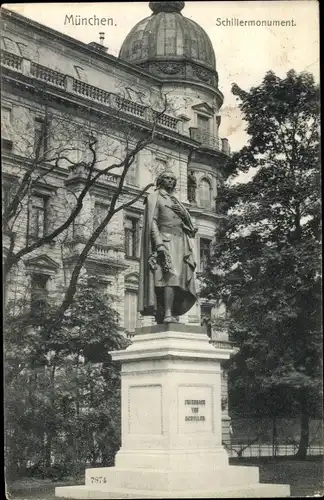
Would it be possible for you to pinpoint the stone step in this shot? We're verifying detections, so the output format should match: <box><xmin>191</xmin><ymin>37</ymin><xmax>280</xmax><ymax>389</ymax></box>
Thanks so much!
<box><xmin>56</xmin><ymin>482</ymin><xmax>290</xmax><ymax>498</ymax></box>
<box><xmin>84</xmin><ymin>465</ymin><xmax>260</xmax><ymax>490</ymax></box>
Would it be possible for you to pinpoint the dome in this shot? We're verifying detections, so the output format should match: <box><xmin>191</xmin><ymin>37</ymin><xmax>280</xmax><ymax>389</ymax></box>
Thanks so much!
<box><xmin>119</xmin><ymin>2</ymin><xmax>218</xmax><ymax>89</ymax></box>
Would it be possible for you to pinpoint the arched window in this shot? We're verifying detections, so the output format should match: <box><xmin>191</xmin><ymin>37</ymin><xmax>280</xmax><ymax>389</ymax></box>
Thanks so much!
<box><xmin>199</xmin><ymin>178</ymin><xmax>212</xmax><ymax>209</ymax></box>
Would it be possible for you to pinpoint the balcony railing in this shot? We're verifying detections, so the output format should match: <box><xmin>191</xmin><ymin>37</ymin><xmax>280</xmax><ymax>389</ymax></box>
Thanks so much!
<box><xmin>30</xmin><ymin>62</ymin><xmax>65</xmax><ymax>88</ymax></box>
<box><xmin>67</xmin><ymin>163</ymin><xmax>120</xmax><ymax>185</ymax></box>
<box><xmin>93</xmin><ymin>242</ymin><xmax>112</xmax><ymax>257</ymax></box>
<box><xmin>1</xmin><ymin>51</ymin><xmax>180</xmax><ymax>133</ymax></box>
<box><xmin>190</xmin><ymin>128</ymin><xmax>220</xmax><ymax>150</ymax></box>
<box><xmin>72</xmin><ymin>79</ymin><xmax>111</xmax><ymax>104</ymax></box>
<box><xmin>1</xmin><ymin>51</ymin><xmax>22</xmax><ymax>71</ymax></box>
<box><xmin>115</xmin><ymin>96</ymin><xmax>147</xmax><ymax>118</ymax></box>
<box><xmin>153</xmin><ymin>110</ymin><xmax>178</xmax><ymax>131</ymax></box>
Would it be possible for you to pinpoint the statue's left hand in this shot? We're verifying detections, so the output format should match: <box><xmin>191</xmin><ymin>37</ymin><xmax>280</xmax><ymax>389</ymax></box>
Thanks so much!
<box><xmin>171</xmin><ymin>203</ymin><xmax>185</xmax><ymax>217</ymax></box>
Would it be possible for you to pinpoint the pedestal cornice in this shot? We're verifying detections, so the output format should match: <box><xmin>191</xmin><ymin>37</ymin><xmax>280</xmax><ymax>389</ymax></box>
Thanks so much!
<box><xmin>110</xmin><ymin>327</ymin><xmax>234</xmax><ymax>363</ymax></box>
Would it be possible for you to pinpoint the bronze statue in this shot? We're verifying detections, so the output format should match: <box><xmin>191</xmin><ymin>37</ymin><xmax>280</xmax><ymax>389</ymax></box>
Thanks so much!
<box><xmin>139</xmin><ymin>171</ymin><xmax>197</xmax><ymax>324</ymax></box>
<box><xmin>187</xmin><ymin>170</ymin><xmax>197</xmax><ymax>203</ymax></box>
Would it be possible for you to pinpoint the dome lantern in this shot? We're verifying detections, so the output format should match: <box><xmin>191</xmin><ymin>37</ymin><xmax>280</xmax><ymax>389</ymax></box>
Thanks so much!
<box><xmin>149</xmin><ymin>2</ymin><xmax>185</xmax><ymax>14</ymax></box>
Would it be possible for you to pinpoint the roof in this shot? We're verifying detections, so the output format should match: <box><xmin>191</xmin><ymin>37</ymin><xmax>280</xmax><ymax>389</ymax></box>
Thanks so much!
<box><xmin>119</xmin><ymin>2</ymin><xmax>216</xmax><ymax>72</ymax></box>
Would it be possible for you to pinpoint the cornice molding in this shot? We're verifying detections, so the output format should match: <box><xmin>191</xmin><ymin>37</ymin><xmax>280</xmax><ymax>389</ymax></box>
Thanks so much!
<box><xmin>192</xmin><ymin>102</ymin><xmax>216</xmax><ymax>115</ymax></box>
<box><xmin>1</xmin><ymin>70</ymin><xmax>199</xmax><ymax>150</ymax></box>
<box><xmin>1</xmin><ymin>152</ymin><xmax>69</xmax><ymax>180</ymax></box>
<box><xmin>24</xmin><ymin>254</ymin><xmax>60</xmax><ymax>273</ymax></box>
<box><xmin>190</xmin><ymin>146</ymin><xmax>231</xmax><ymax>165</ymax></box>
<box><xmin>189</xmin><ymin>206</ymin><xmax>225</xmax><ymax>223</ymax></box>
<box><xmin>1</xmin><ymin>8</ymin><xmax>161</xmax><ymax>86</ymax></box>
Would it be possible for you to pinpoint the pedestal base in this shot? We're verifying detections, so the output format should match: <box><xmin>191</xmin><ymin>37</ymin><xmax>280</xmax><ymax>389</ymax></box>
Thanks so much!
<box><xmin>56</xmin><ymin>463</ymin><xmax>290</xmax><ymax>498</ymax></box>
<box><xmin>56</xmin><ymin>326</ymin><xmax>290</xmax><ymax>498</ymax></box>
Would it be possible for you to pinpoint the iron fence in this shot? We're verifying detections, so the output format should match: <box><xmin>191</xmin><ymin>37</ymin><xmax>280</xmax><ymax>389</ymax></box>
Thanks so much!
<box><xmin>222</xmin><ymin>440</ymin><xmax>324</xmax><ymax>458</ymax></box>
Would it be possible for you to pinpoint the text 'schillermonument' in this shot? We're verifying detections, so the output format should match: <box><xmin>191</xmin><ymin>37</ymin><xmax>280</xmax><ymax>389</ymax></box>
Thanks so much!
<box><xmin>139</xmin><ymin>171</ymin><xmax>197</xmax><ymax>324</ymax></box>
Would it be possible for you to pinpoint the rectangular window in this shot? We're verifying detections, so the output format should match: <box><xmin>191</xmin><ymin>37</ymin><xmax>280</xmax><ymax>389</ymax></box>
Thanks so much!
<box><xmin>125</xmin><ymin>158</ymin><xmax>137</xmax><ymax>186</ymax></box>
<box><xmin>2</xmin><ymin>183</ymin><xmax>15</xmax><ymax>216</ymax></box>
<box><xmin>84</xmin><ymin>133</ymin><xmax>98</xmax><ymax>165</ymax></box>
<box><xmin>200</xmin><ymin>238</ymin><xmax>211</xmax><ymax>272</ymax></box>
<box><xmin>1</xmin><ymin>106</ymin><xmax>12</xmax><ymax>123</ymax></box>
<box><xmin>34</xmin><ymin>118</ymin><xmax>48</xmax><ymax>157</ymax></box>
<box><xmin>125</xmin><ymin>216</ymin><xmax>139</xmax><ymax>258</ymax></box>
<box><xmin>94</xmin><ymin>203</ymin><xmax>108</xmax><ymax>244</ymax></box>
<box><xmin>30</xmin><ymin>273</ymin><xmax>49</xmax><ymax>314</ymax></box>
<box><xmin>2</xmin><ymin>107</ymin><xmax>13</xmax><ymax>150</ymax></box>
<box><xmin>124</xmin><ymin>290</ymin><xmax>139</xmax><ymax>333</ymax></box>
<box><xmin>197</xmin><ymin>114</ymin><xmax>209</xmax><ymax>133</ymax></box>
<box><xmin>165</xmin><ymin>35</ymin><xmax>176</xmax><ymax>55</ymax></box>
<box><xmin>30</xmin><ymin>194</ymin><xmax>48</xmax><ymax>238</ymax></box>
<box><xmin>201</xmin><ymin>304</ymin><xmax>212</xmax><ymax>338</ymax></box>
<box><xmin>199</xmin><ymin>179</ymin><xmax>212</xmax><ymax>209</ymax></box>
<box><xmin>191</xmin><ymin>39</ymin><xmax>199</xmax><ymax>58</ymax></box>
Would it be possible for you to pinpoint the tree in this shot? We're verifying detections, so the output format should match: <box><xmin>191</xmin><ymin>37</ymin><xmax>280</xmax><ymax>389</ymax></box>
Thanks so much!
<box><xmin>203</xmin><ymin>70</ymin><xmax>321</xmax><ymax>459</ymax></box>
<box><xmin>4</xmin><ymin>279</ymin><xmax>129</xmax><ymax>480</ymax></box>
<box><xmin>2</xmin><ymin>83</ymin><xmax>180</xmax><ymax>480</ymax></box>
<box><xmin>2</xmin><ymin>88</ymin><xmax>173</xmax><ymax>320</ymax></box>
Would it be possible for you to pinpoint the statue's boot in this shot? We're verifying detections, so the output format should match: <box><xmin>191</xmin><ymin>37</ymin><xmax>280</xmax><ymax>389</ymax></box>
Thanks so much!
<box><xmin>164</xmin><ymin>316</ymin><xmax>178</xmax><ymax>323</ymax></box>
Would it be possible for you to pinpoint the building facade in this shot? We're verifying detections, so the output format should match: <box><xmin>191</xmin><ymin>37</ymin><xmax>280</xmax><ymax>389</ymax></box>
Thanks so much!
<box><xmin>2</xmin><ymin>2</ymin><xmax>232</xmax><ymax>437</ymax></box>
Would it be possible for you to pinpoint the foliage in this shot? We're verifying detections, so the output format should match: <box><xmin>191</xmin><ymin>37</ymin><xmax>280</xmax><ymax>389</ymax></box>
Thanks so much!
<box><xmin>4</xmin><ymin>280</ymin><xmax>130</xmax><ymax>481</ymax></box>
<box><xmin>203</xmin><ymin>70</ymin><xmax>321</xmax><ymax>458</ymax></box>
<box><xmin>2</xmin><ymin>89</ymin><xmax>172</xmax><ymax>320</ymax></box>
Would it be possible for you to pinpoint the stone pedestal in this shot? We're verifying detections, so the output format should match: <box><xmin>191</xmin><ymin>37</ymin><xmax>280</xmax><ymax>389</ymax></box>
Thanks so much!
<box><xmin>55</xmin><ymin>325</ymin><xmax>290</xmax><ymax>498</ymax></box>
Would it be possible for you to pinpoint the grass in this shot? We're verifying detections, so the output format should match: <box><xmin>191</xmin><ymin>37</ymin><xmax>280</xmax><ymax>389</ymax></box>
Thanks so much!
<box><xmin>230</xmin><ymin>456</ymin><xmax>323</xmax><ymax>497</ymax></box>
<box><xmin>6</xmin><ymin>456</ymin><xmax>324</xmax><ymax>499</ymax></box>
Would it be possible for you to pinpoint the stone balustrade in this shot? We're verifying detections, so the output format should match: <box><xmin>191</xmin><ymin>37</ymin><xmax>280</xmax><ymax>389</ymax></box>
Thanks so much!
<box><xmin>93</xmin><ymin>242</ymin><xmax>111</xmax><ymax>255</ymax></box>
<box><xmin>114</xmin><ymin>95</ymin><xmax>147</xmax><ymax>118</ymax></box>
<box><xmin>67</xmin><ymin>163</ymin><xmax>120</xmax><ymax>185</ymax></box>
<box><xmin>1</xmin><ymin>50</ymin><xmax>22</xmax><ymax>71</ymax></box>
<box><xmin>153</xmin><ymin>110</ymin><xmax>178</xmax><ymax>130</ymax></box>
<box><xmin>2</xmin><ymin>50</ymin><xmax>179</xmax><ymax>132</ymax></box>
<box><xmin>30</xmin><ymin>62</ymin><xmax>65</xmax><ymax>88</ymax></box>
<box><xmin>190</xmin><ymin>127</ymin><xmax>220</xmax><ymax>150</ymax></box>
<box><xmin>92</xmin><ymin>243</ymin><xmax>124</xmax><ymax>260</ymax></box>
<box><xmin>72</xmin><ymin>79</ymin><xmax>111</xmax><ymax>104</ymax></box>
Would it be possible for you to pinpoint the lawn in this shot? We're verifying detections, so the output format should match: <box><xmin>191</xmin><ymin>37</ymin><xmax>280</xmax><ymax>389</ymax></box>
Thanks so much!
<box><xmin>6</xmin><ymin>457</ymin><xmax>323</xmax><ymax>499</ymax></box>
<box><xmin>229</xmin><ymin>456</ymin><xmax>323</xmax><ymax>497</ymax></box>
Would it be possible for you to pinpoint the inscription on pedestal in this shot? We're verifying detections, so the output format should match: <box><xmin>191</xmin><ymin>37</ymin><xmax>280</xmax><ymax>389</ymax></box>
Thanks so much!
<box><xmin>178</xmin><ymin>386</ymin><xmax>213</xmax><ymax>433</ymax></box>
<box><xmin>89</xmin><ymin>476</ymin><xmax>107</xmax><ymax>484</ymax></box>
<box><xmin>184</xmin><ymin>399</ymin><xmax>206</xmax><ymax>421</ymax></box>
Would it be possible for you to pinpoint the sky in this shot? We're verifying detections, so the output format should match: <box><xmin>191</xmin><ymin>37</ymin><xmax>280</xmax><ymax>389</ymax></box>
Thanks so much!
<box><xmin>3</xmin><ymin>1</ymin><xmax>320</xmax><ymax>153</ymax></box>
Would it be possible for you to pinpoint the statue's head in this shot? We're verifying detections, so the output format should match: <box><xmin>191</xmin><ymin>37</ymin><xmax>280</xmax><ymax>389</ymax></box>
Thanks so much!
<box><xmin>156</xmin><ymin>170</ymin><xmax>177</xmax><ymax>192</ymax></box>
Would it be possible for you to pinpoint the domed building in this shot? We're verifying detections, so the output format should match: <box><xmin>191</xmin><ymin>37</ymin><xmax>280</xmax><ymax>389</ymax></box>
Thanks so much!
<box><xmin>2</xmin><ymin>1</ymin><xmax>232</xmax><ymax>446</ymax></box>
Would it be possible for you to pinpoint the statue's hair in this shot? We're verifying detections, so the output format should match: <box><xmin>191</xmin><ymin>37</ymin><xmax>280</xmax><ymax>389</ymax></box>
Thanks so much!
<box><xmin>156</xmin><ymin>170</ymin><xmax>177</xmax><ymax>189</ymax></box>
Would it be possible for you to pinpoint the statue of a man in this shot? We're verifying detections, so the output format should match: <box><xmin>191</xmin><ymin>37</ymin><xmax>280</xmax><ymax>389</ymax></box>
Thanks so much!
<box><xmin>139</xmin><ymin>171</ymin><xmax>197</xmax><ymax>324</ymax></box>
<box><xmin>187</xmin><ymin>170</ymin><xmax>197</xmax><ymax>203</ymax></box>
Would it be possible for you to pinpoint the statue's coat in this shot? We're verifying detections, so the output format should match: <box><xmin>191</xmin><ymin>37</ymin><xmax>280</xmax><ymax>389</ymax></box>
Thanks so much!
<box><xmin>138</xmin><ymin>190</ymin><xmax>197</xmax><ymax>318</ymax></box>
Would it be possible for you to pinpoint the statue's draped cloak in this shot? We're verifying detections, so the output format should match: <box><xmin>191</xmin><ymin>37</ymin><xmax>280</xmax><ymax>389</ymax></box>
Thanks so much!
<box><xmin>138</xmin><ymin>191</ymin><xmax>197</xmax><ymax>318</ymax></box>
